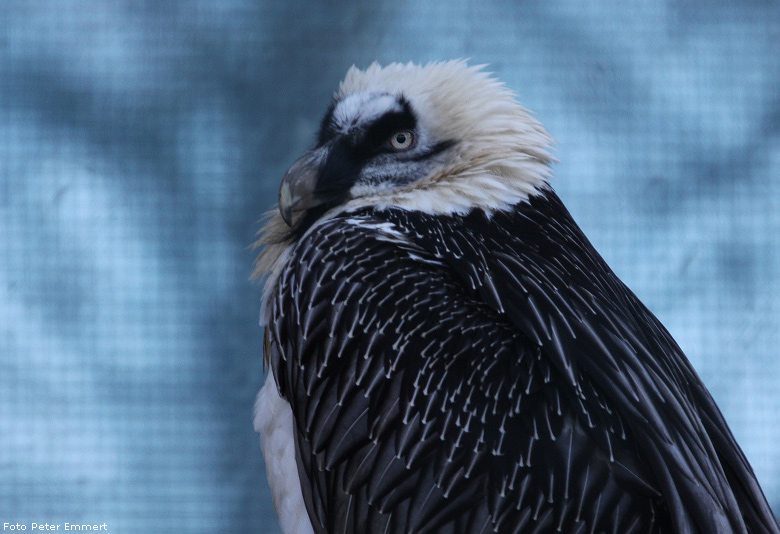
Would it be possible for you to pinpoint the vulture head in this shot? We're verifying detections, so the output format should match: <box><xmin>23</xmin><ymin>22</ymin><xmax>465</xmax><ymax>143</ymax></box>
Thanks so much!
<box><xmin>277</xmin><ymin>61</ymin><xmax>555</xmax><ymax>238</ymax></box>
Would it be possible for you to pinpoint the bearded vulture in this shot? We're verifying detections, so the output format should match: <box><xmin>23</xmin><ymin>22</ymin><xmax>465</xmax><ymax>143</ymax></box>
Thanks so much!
<box><xmin>253</xmin><ymin>61</ymin><xmax>779</xmax><ymax>534</ymax></box>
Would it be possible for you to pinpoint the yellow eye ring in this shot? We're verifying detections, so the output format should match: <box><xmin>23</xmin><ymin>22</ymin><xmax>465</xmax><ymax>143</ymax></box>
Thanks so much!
<box><xmin>388</xmin><ymin>130</ymin><xmax>415</xmax><ymax>151</ymax></box>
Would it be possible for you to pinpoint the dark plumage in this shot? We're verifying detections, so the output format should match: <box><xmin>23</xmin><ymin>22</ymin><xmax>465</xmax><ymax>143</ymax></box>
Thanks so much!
<box><xmin>255</xmin><ymin>61</ymin><xmax>779</xmax><ymax>534</ymax></box>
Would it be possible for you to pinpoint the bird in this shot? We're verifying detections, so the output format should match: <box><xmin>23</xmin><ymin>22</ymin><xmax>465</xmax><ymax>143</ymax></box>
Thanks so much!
<box><xmin>253</xmin><ymin>60</ymin><xmax>779</xmax><ymax>534</ymax></box>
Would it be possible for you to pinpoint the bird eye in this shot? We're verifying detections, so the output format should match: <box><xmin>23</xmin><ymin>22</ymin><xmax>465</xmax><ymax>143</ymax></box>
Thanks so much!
<box><xmin>387</xmin><ymin>130</ymin><xmax>415</xmax><ymax>151</ymax></box>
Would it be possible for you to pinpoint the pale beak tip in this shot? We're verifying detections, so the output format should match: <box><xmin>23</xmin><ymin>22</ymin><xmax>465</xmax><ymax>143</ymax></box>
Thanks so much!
<box><xmin>279</xmin><ymin>181</ymin><xmax>294</xmax><ymax>227</ymax></box>
<box><xmin>281</xmin><ymin>205</ymin><xmax>293</xmax><ymax>227</ymax></box>
<box><xmin>278</xmin><ymin>149</ymin><xmax>323</xmax><ymax>229</ymax></box>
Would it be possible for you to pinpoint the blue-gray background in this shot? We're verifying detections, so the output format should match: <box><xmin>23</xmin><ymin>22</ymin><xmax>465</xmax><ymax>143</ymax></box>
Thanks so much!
<box><xmin>1</xmin><ymin>1</ymin><xmax>778</xmax><ymax>532</ymax></box>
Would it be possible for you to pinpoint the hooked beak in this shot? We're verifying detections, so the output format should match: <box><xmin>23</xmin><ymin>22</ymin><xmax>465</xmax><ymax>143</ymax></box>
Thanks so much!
<box><xmin>278</xmin><ymin>149</ymin><xmax>326</xmax><ymax>227</ymax></box>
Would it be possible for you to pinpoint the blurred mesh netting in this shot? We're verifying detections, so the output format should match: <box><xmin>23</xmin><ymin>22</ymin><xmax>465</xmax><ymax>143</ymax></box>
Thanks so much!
<box><xmin>1</xmin><ymin>1</ymin><xmax>778</xmax><ymax>532</ymax></box>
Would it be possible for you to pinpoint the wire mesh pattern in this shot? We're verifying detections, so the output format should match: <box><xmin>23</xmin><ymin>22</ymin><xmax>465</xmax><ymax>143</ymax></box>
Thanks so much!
<box><xmin>1</xmin><ymin>1</ymin><xmax>778</xmax><ymax>532</ymax></box>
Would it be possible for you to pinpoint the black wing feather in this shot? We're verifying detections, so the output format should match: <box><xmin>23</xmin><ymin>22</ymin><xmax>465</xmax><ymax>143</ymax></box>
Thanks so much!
<box><xmin>267</xmin><ymin>188</ymin><xmax>777</xmax><ymax>533</ymax></box>
<box><xmin>373</xmin><ymin>189</ymin><xmax>778</xmax><ymax>533</ymax></box>
<box><xmin>269</xmin><ymin>202</ymin><xmax>685</xmax><ymax>532</ymax></box>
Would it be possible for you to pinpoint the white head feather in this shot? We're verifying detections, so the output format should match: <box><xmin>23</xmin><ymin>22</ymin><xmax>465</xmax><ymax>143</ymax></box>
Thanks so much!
<box><xmin>336</xmin><ymin>60</ymin><xmax>555</xmax><ymax>215</ymax></box>
<box><xmin>254</xmin><ymin>60</ymin><xmax>555</xmax><ymax>282</ymax></box>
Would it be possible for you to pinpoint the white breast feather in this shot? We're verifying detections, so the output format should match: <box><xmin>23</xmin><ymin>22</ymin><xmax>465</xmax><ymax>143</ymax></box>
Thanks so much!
<box><xmin>254</xmin><ymin>372</ymin><xmax>314</xmax><ymax>534</ymax></box>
